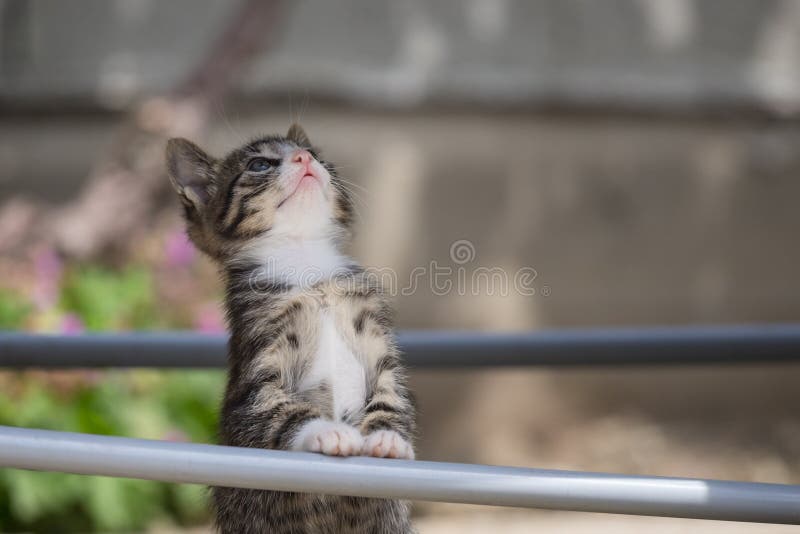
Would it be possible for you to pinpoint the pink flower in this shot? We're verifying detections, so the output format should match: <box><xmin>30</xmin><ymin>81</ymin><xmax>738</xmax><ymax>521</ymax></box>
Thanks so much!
<box><xmin>32</xmin><ymin>248</ymin><xmax>63</xmax><ymax>309</ymax></box>
<box><xmin>194</xmin><ymin>305</ymin><xmax>226</xmax><ymax>333</ymax></box>
<box><xmin>164</xmin><ymin>230</ymin><xmax>195</xmax><ymax>268</ymax></box>
<box><xmin>60</xmin><ymin>313</ymin><xmax>85</xmax><ymax>335</ymax></box>
<box><xmin>163</xmin><ymin>428</ymin><xmax>189</xmax><ymax>442</ymax></box>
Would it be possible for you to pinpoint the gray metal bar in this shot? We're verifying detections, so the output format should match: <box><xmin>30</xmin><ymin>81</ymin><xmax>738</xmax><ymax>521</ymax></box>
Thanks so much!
<box><xmin>0</xmin><ymin>425</ymin><xmax>797</xmax><ymax>524</ymax></box>
<box><xmin>2</xmin><ymin>324</ymin><xmax>800</xmax><ymax>368</ymax></box>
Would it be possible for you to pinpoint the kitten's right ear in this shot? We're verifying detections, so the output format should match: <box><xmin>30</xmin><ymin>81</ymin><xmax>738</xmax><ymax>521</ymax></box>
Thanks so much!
<box><xmin>165</xmin><ymin>138</ymin><xmax>215</xmax><ymax>212</ymax></box>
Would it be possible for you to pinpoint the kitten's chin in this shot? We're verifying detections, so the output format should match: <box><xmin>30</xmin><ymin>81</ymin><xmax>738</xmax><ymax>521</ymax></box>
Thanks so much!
<box><xmin>270</xmin><ymin>193</ymin><xmax>334</xmax><ymax>242</ymax></box>
<box><xmin>286</xmin><ymin>180</ymin><xmax>321</xmax><ymax>206</ymax></box>
<box><xmin>279</xmin><ymin>171</ymin><xmax>326</xmax><ymax>208</ymax></box>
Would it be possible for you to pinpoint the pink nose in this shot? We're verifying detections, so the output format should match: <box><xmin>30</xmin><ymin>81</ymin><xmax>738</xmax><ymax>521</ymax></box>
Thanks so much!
<box><xmin>291</xmin><ymin>150</ymin><xmax>312</xmax><ymax>165</ymax></box>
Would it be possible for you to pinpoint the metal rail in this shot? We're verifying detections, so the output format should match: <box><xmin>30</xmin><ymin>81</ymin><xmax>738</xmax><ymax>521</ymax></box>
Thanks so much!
<box><xmin>2</xmin><ymin>324</ymin><xmax>800</xmax><ymax>368</ymax></box>
<box><xmin>0</xmin><ymin>426</ymin><xmax>797</xmax><ymax>524</ymax></box>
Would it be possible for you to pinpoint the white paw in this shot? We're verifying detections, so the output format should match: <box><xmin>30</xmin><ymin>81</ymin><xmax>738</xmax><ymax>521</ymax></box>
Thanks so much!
<box><xmin>361</xmin><ymin>430</ymin><xmax>414</xmax><ymax>460</ymax></box>
<box><xmin>291</xmin><ymin>419</ymin><xmax>364</xmax><ymax>457</ymax></box>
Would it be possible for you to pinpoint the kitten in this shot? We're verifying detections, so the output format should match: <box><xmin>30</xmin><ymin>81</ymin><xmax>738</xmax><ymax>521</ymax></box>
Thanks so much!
<box><xmin>166</xmin><ymin>124</ymin><xmax>416</xmax><ymax>534</ymax></box>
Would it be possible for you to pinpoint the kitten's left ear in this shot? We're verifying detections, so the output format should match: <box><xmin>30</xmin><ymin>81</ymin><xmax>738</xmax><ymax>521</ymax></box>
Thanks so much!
<box><xmin>166</xmin><ymin>138</ymin><xmax>215</xmax><ymax>212</ymax></box>
<box><xmin>287</xmin><ymin>123</ymin><xmax>311</xmax><ymax>147</ymax></box>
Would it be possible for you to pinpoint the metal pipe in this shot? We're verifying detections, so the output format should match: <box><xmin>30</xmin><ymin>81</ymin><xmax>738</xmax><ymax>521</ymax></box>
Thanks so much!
<box><xmin>2</xmin><ymin>324</ymin><xmax>800</xmax><ymax>368</ymax></box>
<box><xmin>0</xmin><ymin>426</ymin><xmax>797</xmax><ymax>524</ymax></box>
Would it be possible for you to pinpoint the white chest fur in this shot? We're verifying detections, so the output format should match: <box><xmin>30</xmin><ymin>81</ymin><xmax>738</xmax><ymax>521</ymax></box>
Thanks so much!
<box><xmin>299</xmin><ymin>309</ymin><xmax>366</xmax><ymax>421</ymax></box>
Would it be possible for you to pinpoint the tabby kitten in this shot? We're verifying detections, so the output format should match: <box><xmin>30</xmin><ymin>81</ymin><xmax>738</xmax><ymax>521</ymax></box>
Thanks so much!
<box><xmin>165</xmin><ymin>124</ymin><xmax>416</xmax><ymax>534</ymax></box>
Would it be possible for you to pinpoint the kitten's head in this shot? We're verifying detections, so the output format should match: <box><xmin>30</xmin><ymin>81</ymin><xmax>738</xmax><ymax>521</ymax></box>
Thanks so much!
<box><xmin>165</xmin><ymin>124</ymin><xmax>353</xmax><ymax>263</ymax></box>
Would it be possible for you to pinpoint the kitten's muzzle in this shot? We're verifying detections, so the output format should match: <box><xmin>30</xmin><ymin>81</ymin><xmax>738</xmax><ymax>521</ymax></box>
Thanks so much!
<box><xmin>291</xmin><ymin>150</ymin><xmax>313</xmax><ymax>172</ymax></box>
<box><xmin>276</xmin><ymin>150</ymin><xmax>326</xmax><ymax>206</ymax></box>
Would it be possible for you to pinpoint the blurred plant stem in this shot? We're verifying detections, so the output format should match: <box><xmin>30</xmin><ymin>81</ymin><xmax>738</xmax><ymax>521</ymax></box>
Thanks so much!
<box><xmin>0</xmin><ymin>0</ymin><xmax>286</xmax><ymax>260</ymax></box>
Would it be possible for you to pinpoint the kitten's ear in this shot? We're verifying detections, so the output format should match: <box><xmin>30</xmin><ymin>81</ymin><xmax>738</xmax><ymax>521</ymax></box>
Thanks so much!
<box><xmin>286</xmin><ymin>123</ymin><xmax>311</xmax><ymax>147</ymax></box>
<box><xmin>166</xmin><ymin>138</ymin><xmax>215</xmax><ymax>212</ymax></box>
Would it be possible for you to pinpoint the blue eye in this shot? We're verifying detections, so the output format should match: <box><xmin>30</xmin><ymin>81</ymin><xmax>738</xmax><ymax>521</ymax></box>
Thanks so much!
<box><xmin>247</xmin><ymin>158</ymin><xmax>272</xmax><ymax>173</ymax></box>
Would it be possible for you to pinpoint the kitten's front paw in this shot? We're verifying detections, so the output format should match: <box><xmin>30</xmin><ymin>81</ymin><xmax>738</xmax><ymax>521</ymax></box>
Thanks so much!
<box><xmin>361</xmin><ymin>430</ymin><xmax>414</xmax><ymax>460</ymax></box>
<box><xmin>291</xmin><ymin>419</ymin><xmax>364</xmax><ymax>457</ymax></box>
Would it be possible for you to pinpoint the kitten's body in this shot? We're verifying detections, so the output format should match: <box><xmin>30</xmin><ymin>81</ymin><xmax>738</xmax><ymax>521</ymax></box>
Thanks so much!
<box><xmin>166</xmin><ymin>126</ymin><xmax>415</xmax><ymax>533</ymax></box>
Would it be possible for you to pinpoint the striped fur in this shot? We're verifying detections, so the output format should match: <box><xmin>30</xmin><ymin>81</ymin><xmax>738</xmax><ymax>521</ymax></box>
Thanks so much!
<box><xmin>166</xmin><ymin>125</ymin><xmax>416</xmax><ymax>533</ymax></box>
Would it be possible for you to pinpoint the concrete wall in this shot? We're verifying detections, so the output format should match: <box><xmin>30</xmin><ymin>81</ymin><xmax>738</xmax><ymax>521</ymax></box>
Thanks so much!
<box><xmin>7</xmin><ymin>105</ymin><xmax>798</xmax><ymax>329</ymax></box>
<box><xmin>3</xmin><ymin>0</ymin><xmax>800</xmax><ymax>113</ymax></box>
<box><xmin>202</xmin><ymin>108</ymin><xmax>800</xmax><ymax>330</ymax></box>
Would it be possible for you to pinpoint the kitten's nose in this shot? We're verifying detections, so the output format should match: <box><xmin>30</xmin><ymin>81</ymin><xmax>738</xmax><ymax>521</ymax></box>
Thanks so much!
<box><xmin>291</xmin><ymin>150</ymin><xmax>312</xmax><ymax>165</ymax></box>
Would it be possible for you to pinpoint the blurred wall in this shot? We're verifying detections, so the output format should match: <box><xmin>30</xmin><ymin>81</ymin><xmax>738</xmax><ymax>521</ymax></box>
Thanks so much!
<box><xmin>4</xmin><ymin>107</ymin><xmax>800</xmax><ymax>329</ymax></box>
<box><xmin>4</xmin><ymin>1</ymin><xmax>800</xmax><ymax>327</ymax></box>
<box><xmin>3</xmin><ymin>0</ymin><xmax>800</xmax><ymax>113</ymax></box>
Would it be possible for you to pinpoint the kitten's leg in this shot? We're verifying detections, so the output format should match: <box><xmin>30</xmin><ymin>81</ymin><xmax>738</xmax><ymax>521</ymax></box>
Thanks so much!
<box><xmin>221</xmin><ymin>369</ymin><xmax>323</xmax><ymax>451</ymax></box>
<box><xmin>215</xmin><ymin>372</ymin><xmax>361</xmax><ymax>533</ymax></box>
<box><xmin>360</xmin><ymin>354</ymin><xmax>416</xmax><ymax>460</ymax></box>
<box><xmin>223</xmin><ymin>368</ymin><xmax>362</xmax><ymax>456</ymax></box>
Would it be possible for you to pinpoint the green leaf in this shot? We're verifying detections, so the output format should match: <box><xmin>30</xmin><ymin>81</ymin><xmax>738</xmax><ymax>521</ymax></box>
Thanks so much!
<box><xmin>86</xmin><ymin>476</ymin><xmax>165</xmax><ymax>531</ymax></box>
<box><xmin>5</xmin><ymin>470</ymin><xmax>81</xmax><ymax>523</ymax></box>
<box><xmin>60</xmin><ymin>266</ymin><xmax>156</xmax><ymax>331</ymax></box>
<box><xmin>0</xmin><ymin>290</ymin><xmax>31</xmax><ymax>329</ymax></box>
<box><xmin>169</xmin><ymin>483</ymin><xmax>210</xmax><ymax>524</ymax></box>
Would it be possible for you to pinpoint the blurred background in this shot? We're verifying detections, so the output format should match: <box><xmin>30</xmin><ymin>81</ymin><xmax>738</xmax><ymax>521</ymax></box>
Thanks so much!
<box><xmin>1</xmin><ymin>0</ymin><xmax>800</xmax><ymax>532</ymax></box>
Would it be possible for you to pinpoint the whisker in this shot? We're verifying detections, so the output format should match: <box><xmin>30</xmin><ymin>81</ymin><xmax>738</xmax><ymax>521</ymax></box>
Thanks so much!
<box><xmin>337</xmin><ymin>184</ymin><xmax>366</xmax><ymax>208</ymax></box>
<box><xmin>335</xmin><ymin>177</ymin><xmax>369</xmax><ymax>198</ymax></box>
<box><xmin>335</xmin><ymin>177</ymin><xmax>370</xmax><ymax>194</ymax></box>
<box><xmin>333</xmin><ymin>181</ymin><xmax>367</xmax><ymax>217</ymax></box>
<box><xmin>213</xmin><ymin>100</ymin><xmax>246</xmax><ymax>145</ymax></box>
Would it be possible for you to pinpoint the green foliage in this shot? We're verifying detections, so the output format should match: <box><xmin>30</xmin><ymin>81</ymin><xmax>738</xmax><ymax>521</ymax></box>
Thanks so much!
<box><xmin>0</xmin><ymin>290</ymin><xmax>31</xmax><ymax>330</ymax></box>
<box><xmin>0</xmin><ymin>370</ymin><xmax>224</xmax><ymax>531</ymax></box>
<box><xmin>60</xmin><ymin>266</ymin><xmax>158</xmax><ymax>331</ymax></box>
<box><xmin>0</xmin><ymin>261</ymin><xmax>226</xmax><ymax>531</ymax></box>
